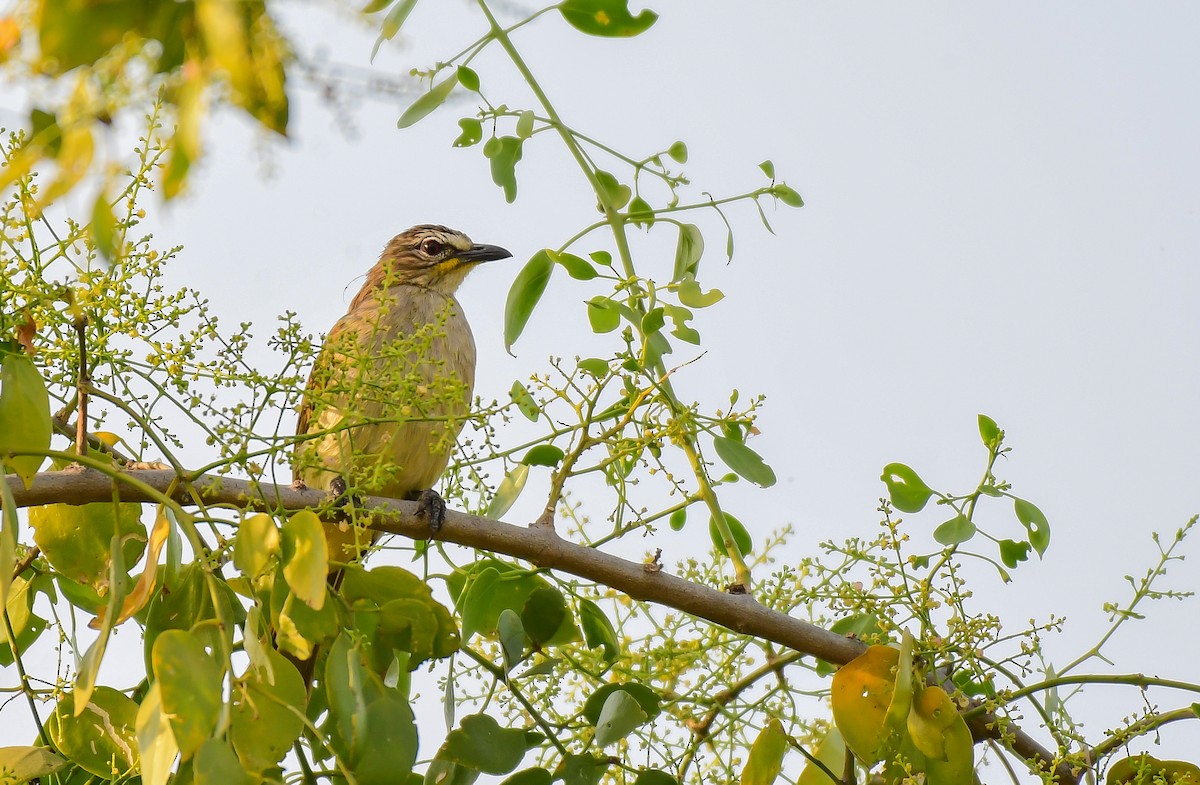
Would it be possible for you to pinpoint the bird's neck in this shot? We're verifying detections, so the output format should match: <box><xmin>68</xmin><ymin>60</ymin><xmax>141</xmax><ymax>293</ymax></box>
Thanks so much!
<box><xmin>349</xmin><ymin>263</ymin><xmax>467</xmax><ymax>312</ymax></box>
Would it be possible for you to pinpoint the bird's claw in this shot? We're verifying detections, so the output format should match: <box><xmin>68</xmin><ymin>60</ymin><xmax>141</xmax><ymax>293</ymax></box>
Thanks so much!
<box><xmin>328</xmin><ymin>477</ymin><xmax>362</xmax><ymax>509</ymax></box>
<box><xmin>413</xmin><ymin>489</ymin><xmax>446</xmax><ymax>535</ymax></box>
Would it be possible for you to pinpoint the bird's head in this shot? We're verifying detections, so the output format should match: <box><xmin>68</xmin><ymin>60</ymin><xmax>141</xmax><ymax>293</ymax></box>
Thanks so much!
<box><xmin>372</xmin><ymin>225</ymin><xmax>512</xmax><ymax>295</ymax></box>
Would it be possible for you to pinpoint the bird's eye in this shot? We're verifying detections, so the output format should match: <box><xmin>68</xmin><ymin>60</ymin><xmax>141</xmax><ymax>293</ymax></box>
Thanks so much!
<box><xmin>420</xmin><ymin>239</ymin><xmax>444</xmax><ymax>256</ymax></box>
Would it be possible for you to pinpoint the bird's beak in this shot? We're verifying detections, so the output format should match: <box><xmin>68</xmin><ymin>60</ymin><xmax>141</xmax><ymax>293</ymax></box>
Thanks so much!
<box><xmin>459</xmin><ymin>243</ymin><xmax>512</xmax><ymax>264</ymax></box>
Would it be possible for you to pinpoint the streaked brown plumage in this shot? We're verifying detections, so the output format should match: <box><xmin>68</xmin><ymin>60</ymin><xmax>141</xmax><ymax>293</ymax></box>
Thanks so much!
<box><xmin>294</xmin><ymin>225</ymin><xmax>511</xmax><ymax>569</ymax></box>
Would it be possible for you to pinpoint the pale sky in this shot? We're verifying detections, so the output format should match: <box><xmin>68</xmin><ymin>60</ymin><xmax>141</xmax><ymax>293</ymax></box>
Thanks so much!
<box><xmin>5</xmin><ymin>1</ymin><xmax>1200</xmax><ymax>773</ymax></box>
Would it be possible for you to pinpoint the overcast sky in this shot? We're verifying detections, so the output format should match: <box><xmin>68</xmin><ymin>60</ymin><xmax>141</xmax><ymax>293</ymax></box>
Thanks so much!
<box><xmin>6</xmin><ymin>1</ymin><xmax>1200</xmax><ymax>772</ymax></box>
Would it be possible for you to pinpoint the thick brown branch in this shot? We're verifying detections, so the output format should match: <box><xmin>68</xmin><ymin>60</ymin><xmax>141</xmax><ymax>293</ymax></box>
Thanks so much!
<box><xmin>5</xmin><ymin>468</ymin><xmax>1074</xmax><ymax>783</ymax></box>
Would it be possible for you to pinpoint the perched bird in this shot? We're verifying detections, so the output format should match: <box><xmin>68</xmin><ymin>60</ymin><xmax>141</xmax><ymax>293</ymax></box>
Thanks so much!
<box><xmin>295</xmin><ymin>225</ymin><xmax>511</xmax><ymax>572</ymax></box>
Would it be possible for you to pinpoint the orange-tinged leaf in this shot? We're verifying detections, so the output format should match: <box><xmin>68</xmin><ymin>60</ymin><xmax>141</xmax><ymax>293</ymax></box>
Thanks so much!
<box><xmin>91</xmin><ymin>506</ymin><xmax>170</xmax><ymax>628</ymax></box>
<box><xmin>0</xmin><ymin>16</ymin><xmax>19</xmax><ymax>60</ymax></box>
<box><xmin>830</xmin><ymin>645</ymin><xmax>899</xmax><ymax>765</ymax></box>
<box><xmin>15</xmin><ymin>312</ymin><xmax>36</xmax><ymax>354</ymax></box>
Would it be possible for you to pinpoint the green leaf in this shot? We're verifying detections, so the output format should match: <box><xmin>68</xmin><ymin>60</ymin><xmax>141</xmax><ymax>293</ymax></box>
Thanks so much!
<box><xmin>456</xmin><ymin>64</ymin><xmax>479</xmax><ymax>92</ymax></box>
<box><xmin>977</xmin><ymin>413</ymin><xmax>1001</xmax><ymax>447</ymax></box>
<box><xmin>153</xmin><ymin>630</ymin><xmax>222</xmax><ymax>759</ymax></box>
<box><xmin>881</xmin><ymin>463</ymin><xmax>934</xmax><ymax>513</ymax></box>
<box><xmin>0</xmin><ymin>746</ymin><xmax>68</xmax><ymax>782</ymax></box>
<box><xmin>324</xmin><ymin>632</ymin><xmax>374</xmax><ymax>761</ymax></box>
<box><xmin>497</xmin><ymin>608</ymin><xmax>526</xmax><ymax>670</ymax></box>
<box><xmin>758</xmin><ymin>159</ymin><xmax>775</xmax><ymax>179</ymax></box>
<box><xmin>0</xmin><ymin>574</ymin><xmax>52</xmax><ymax>667</ymax></box>
<box><xmin>233</xmin><ymin>512</ymin><xmax>279</xmax><ymax>578</ymax></box>
<box><xmin>996</xmin><ymin>540</ymin><xmax>1027</xmax><ymax>574</ymax></box>
<box><xmin>667</xmin><ymin>141</ymin><xmax>688</xmax><ymax>164</ymax></box>
<box><xmin>560</xmin><ymin>755</ymin><xmax>608</xmax><ymax>785</ymax></box>
<box><xmin>672</xmin><ymin>223</ymin><xmax>704</xmax><ymax>282</ymax></box>
<box><xmin>594</xmin><ymin>169</ymin><xmax>631</xmax><ymax>210</ymax></box>
<box><xmin>582</xmin><ymin>683</ymin><xmax>660</xmax><ymax>726</ymax></box>
<box><xmin>741</xmin><ymin>718</ymin><xmax>788</xmax><ymax>785</ymax></box>
<box><xmin>1106</xmin><ymin>754</ymin><xmax>1200</xmax><ymax>785</ymax></box>
<box><xmin>634</xmin><ymin>772</ymin><xmax>678</xmax><ymax>785</ymax></box>
<box><xmin>509</xmin><ymin>381</ymin><xmax>540</xmax><ymax>422</ymax></box>
<box><xmin>589</xmin><ymin>250</ymin><xmax>613</xmax><ymax>267</ymax></box>
<box><xmin>90</xmin><ymin>190</ymin><xmax>117</xmax><ymax>262</ymax></box>
<box><xmin>773</xmin><ymin>183</ymin><xmax>804</xmax><ymax>207</ymax></box>
<box><xmin>933</xmin><ymin>514</ymin><xmax>976</xmax><ymax>546</ymax></box>
<box><xmin>548</xmin><ymin>250</ymin><xmax>597</xmax><ymax>280</ymax></box>
<box><xmin>578</xmin><ymin>358</ymin><xmax>610</xmax><ymax>377</ymax></box>
<box><xmin>373</xmin><ymin>0</ymin><xmax>417</xmax><ymax>33</ymax></box>
<box><xmin>194</xmin><ymin>738</ymin><xmax>254</xmax><ymax>785</ymax></box>
<box><xmin>677</xmin><ymin>276</ymin><xmax>724</xmax><ymax>308</ymax></box>
<box><xmin>712</xmin><ymin>436</ymin><xmax>775</xmax><ymax>487</ymax></box>
<box><xmin>230</xmin><ymin>648</ymin><xmax>306</xmax><ymax>772</ymax></box>
<box><xmin>0</xmin><ymin>483</ymin><xmax>16</xmax><ymax>609</ymax></box>
<box><xmin>355</xmin><ymin>692</ymin><xmax>419</xmax><ymax>781</ymax></box>
<box><xmin>520</xmin><ymin>586</ymin><xmax>568</xmax><ymax>646</ymax></box>
<box><xmin>629</xmin><ymin>195</ymin><xmax>654</xmax><ymax>228</ymax></box>
<box><xmin>577</xmin><ymin>598</ymin><xmax>618</xmax><ymax>662</ymax></box>
<box><xmin>398</xmin><ymin>71</ymin><xmax>458</xmax><ymax>128</ymax></box>
<box><xmin>452</xmin><ymin>560</ymin><xmax>576</xmax><ymax>645</ymax></box>
<box><xmin>48</xmin><ymin>686</ymin><xmax>139</xmax><ymax>778</ymax></box>
<box><xmin>515</xmin><ymin>110</ymin><xmax>535</xmax><ymax>139</ymax></box>
<box><xmin>0</xmin><ymin>351</ymin><xmax>51</xmax><ymax>488</ymax></box>
<box><xmin>559</xmin><ymin>0</ymin><xmax>658</xmax><ymax>37</ymax></box>
<box><xmin>640</xmin><ymin>306</ymin><xmax>665</xmax><ymax>336</ymax></box>
<box><xmin>458</xmin><ymin>567</ymin><xmax>502</xmax><ymax>640</ymax></box>
<box><xmin>29</xmin><ymin>502</ymin><xmax>145</xmax><ymax>594</ymax></box>
<box><xmin>281</xmin><ymin>509</ymin><xmax>327</xmax><ymax>609</ymax></box>
<box><xmin>504</xmin><ymin>249</ymin><xmax>553</xmax><ymax>349</ymax></box>
<box><xmin>443</xmin><ymin>714</ymin><xmax>528</xmax><ymax>775</ymax></box>
<box><xmin>586</xmin><ymin>296</ymin><xmax>622</xmax><ymax>334</ymax></box>
<box><xmin>485</xmin><ymin>135</ymin><xmax>524</xmax><ymax>203</ymax></box>
<box><xmin>487</xmin><ymin>464</ymin><xmax>529</xmax><ymax>519</ymax></box>
<box><xmin>594</xmin><ymin>690</ymin><xmax>648</xmax><ymax>746</ymax></box>
<box><xmin>521</xmin><ymin>444</ymin><xmax>565</xmax><ymax>467</ymax></box>
<box><xmin>502</xmin><ymin>769</ymin><xmax>554</xmax><ymax>785</ymax></box>
<box><xmin>453</xmin><ymin>118</ymin><xmax>483</xmax><ymax>148</ymax></box>
<box><xmin>1013</xmin><ymin>498</ymin><xmax>1050</xmax><ymax>556</ymax></box>
<box><xmin>708</xmin><ymin>513</ymin><xmax>752</xmax><ymax>558</ymax></box>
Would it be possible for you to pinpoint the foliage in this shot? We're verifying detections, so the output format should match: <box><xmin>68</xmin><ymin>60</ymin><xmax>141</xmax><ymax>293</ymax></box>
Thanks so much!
<box><xmin>0</xmin><ymin>1</ymin><xmax>1198</xmax><ymax>785</ymax></box>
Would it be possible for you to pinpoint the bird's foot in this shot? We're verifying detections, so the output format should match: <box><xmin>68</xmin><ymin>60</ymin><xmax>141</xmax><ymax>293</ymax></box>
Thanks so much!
<box><xmin>328</xmin><ymin>477</ymin><xmax>363</xmax><ymax>509</ymax></box>
<box><xmin>410</xmin><ymin>489</ymin><xmax>446</xmax><ymax>535</ymax></box>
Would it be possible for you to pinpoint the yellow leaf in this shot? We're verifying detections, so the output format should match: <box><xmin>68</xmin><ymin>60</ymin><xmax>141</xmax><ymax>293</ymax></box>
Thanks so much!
<box><xmin>282</xmin><ymin>509</ymin><xmax>327</xmax><ymax>609</ymax></box>
<box><xmin>830</xmin><ymin>645</ymin><xmax>899</xmax><ymax>765</ymax></box>
<box><xmin>234</xmin><ymin>512</ymin><xmax>280</xmax><ymax>578</ymax></box>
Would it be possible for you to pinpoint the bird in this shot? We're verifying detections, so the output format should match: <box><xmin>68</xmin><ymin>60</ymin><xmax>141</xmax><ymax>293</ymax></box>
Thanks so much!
<box><xmin>294</xmin><ymin>225</ymin><xmax>511</xmax><ymax>574</ymax></box>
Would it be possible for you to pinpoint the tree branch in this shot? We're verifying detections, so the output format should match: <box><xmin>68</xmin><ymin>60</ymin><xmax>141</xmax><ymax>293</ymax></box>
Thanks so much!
<box><xmin>5</xmin><ymin>468</ymin><xmax>1075</xmax><ymax>783</ymax></box>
